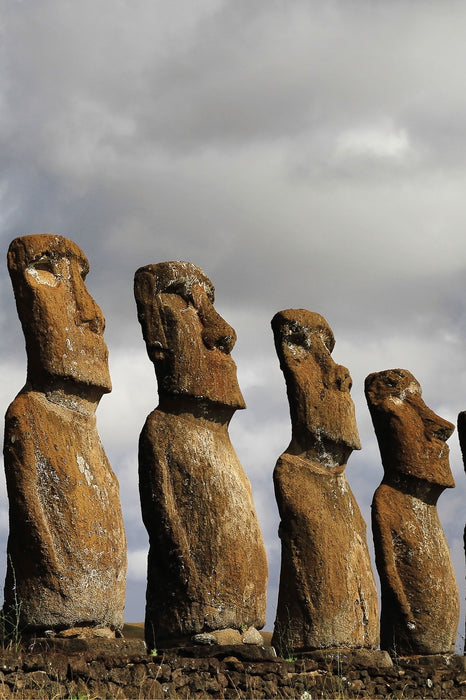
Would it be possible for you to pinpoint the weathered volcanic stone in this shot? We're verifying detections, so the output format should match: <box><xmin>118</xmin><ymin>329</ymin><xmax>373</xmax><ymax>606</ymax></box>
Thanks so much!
<box><xmin>3</xmin><ymin>234</ymin><xmax>126</xmax><ymax>634</ymax></box>
<box><xmin>457</xmin><ymin>410</ymin><xmax>466</xmax><ymax>654</ymax></box>
<box><xmin>134</xmin><ymin>261</ymin><xmax>268</xmax><ymax>649</ymax></box>
<box><xmin>365</xmin><ymin>368</ymin><xmax>459</xmax><ymax>656</ymax></box>
<box><xmin>271</xmin><ymin>309</ymin><xmax>379</xmax><ymax>654</ymax></box>
<box><xmin>457</xmin><ymin>412</ymin><xmax>466</xmax><ymax>465</ymax></box>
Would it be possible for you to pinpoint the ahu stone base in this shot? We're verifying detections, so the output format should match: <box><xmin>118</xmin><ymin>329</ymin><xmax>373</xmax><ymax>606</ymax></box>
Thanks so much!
<box><xmin>0</xmin><ymin>641</ymin><xmax>464</xmax><ymax>698</ymax></box>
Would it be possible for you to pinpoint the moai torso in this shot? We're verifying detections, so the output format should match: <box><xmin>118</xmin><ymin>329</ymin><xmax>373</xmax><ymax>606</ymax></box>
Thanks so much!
<box><xmin>271</xmin><ymin>310</ymin><xmax>379</xmax><ymax>654</ymax></box>
<box><xmin>139</xmin><ymin>407</ymin><xmax>267</xmax><ymax>641</ymax></box>
<box><xmin>134</xmin><ymin>262</ymin><xmax>268</xmax><ymax>648</ymax></box>
<box><xmin>366</xmin><ymin>369</ymin><xmax>459</xmax><ymax>655</ymax></box>
<box><xmin>273</xmin><ymin>455</ymin><xmax>378</xmax><ymax>652</ymax></box>
<box><xmin>4</xmin><ymin>234</ymin><xmax>126</xmax><ymax>634</ymax></box>
<box><xmin>4</xmin><ymin>391</ymin><xmax>126</xmax><ymax>631</ymax></box>
<box><xmin>372</xmin><ymin>482</ymin><xmax>458</xmax><ymax>654</ymax></box>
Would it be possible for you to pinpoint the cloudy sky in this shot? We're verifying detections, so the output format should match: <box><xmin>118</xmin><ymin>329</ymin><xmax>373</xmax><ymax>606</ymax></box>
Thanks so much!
<box><xmin>1</xmin><ymin>1</ymin><xmax>465</xmax><ymax>648</ymax></box>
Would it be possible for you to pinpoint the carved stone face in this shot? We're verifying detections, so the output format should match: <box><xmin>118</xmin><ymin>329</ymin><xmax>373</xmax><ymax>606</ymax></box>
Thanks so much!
<box><xmin>134</xmin><ymin>261</ymin><xmax>245</xmax><ymax>410</ymax></box>
<box><xmin>8</xmin><ymin>234</ymin><xmax>111</xmax><ymax>394</ymax></box>
<box><xmin>272</xmin><ymin>309</ymin><xmax>361</xmax><ymax>462</ymax></box>
<box><xmin>365</xmin><ymin>368</ymin><xmax>455</xmax><ymax>487</ymax></box>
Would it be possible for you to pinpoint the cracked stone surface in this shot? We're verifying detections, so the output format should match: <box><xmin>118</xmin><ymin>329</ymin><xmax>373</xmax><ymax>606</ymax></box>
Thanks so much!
<box><xmin>134</xmin><ymin>261</ymin><xmax>267</xmax><ymax>649</ymax></box>
<box><xmin>366</xmin><ymin>368</ymin><xmax>459</xmax><ymax>655</ymax></box>
<box><xmin>3</xmin><ymin>234</ymin><xmax>126</xmax><ymax>633</ymax></box>
<box><xmin>271</xmin><ymin>309</ymin><xmax>379</xmax><ymax>654</ymax></box>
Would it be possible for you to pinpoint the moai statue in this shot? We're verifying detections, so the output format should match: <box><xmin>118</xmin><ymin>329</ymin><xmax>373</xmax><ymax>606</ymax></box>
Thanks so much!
<box><xmin>271</xmin><ymin>309</ymin><xmax>379</xmax><ymax>654</ymax></box>
<box><xmin>134</xmin><ymin>261</ymin><xmax>268</xmax><ymax>649</ymax></box>
<box><xmin>365</xmin><ymin>369</ymin><xmax>459</xmax><ymax>655</ymax></box>
<box><xmin>3</xmin><ymin>234</ymin><xmax>126</xmax><ymax>635</ymax></box>
<box><xmin>457</xmin><ymin>411</ymin><xmax>466</xmax><ymax>653</ymax></box>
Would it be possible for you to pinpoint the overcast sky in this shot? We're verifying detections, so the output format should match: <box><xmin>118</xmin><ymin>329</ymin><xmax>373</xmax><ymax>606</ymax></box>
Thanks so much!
<box><xmin>1</xmin><ymin>0</ymin><xmax>465</xmax><ymax>648</ymax></box>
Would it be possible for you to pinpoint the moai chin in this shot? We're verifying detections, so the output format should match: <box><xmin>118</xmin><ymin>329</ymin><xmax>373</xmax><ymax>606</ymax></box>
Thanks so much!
<box><xmin>365</xmin><ymin>369</ymin><xmax>459</xmax><ymax>655</ymax></box>
<box><xmin>134</xmin><ymin>261</ymin><xmax>268</xmax><ymax>649</ymax></box>
<box><xmin>271</xmin><ymin>309</ymin><xmax>379</xmax><ymax>654</ymax></box>
<box><xmin>3</xmin><ymin>234</ymin><xmax>127</xmax><ymax>635</ymax></box>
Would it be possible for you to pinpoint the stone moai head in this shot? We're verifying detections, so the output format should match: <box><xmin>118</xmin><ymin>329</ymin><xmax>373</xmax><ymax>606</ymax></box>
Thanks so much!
<box><xmin>8</xmin><ymin>234</ymin><xmax>111</xmax><ymax>399</ymax></box>
<box><xmin>271</xmin><ymin>309</ymin><xmax>361</xmax><ymax>466</ymax></box>
<box><xmin>134</xmin><ymin>261</ymin><xmax>246</xmax><ymax>410</ymax></box>
<box><xmin>365</xmin><ymin>369</ymin><xmax>455</xmax><ymax>488</ymax></box>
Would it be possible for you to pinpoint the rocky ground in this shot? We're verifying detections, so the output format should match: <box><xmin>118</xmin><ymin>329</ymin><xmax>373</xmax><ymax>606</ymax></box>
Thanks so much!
<box><xmin>0</xmin><ymin>625</ymin><xmax>464</xmax><ymax>699</ymax></box>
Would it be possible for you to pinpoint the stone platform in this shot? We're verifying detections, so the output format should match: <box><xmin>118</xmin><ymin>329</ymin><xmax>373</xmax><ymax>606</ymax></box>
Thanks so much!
<box><xmin>0</xmin><ymin>640</ymin><xmax>464</xmax><ymax>698</ymax></box>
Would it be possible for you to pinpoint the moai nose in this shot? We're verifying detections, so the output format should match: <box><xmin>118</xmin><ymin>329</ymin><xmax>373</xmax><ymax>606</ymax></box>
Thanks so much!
<box><xmin>202</xmin><ymin>310</ymin><xmax>237</xmax><ymax>353</ymax></box>
<box><xmin>418</xmin><ymin>402</ymin><xmax>454</xmax><ymax>442</ymax></box>
<box><xmin>76</xmin><ymin>286</ymin><xmax>105</xmax><ymax>334</ymax></box>
<box><xmin>335</xmin><ymin>364</ymin><xmax>353</xmax><ymax>392</ymax></box>
<box><xmin>200</xmin><ymin>300</ymin><xmax>237</xmax><ymax>354</ymax></box>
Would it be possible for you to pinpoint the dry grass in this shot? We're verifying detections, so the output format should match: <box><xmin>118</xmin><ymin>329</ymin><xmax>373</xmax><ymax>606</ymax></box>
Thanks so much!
<box><xmin>121</xmin><ymin>622</ymin><xmax>145</xmax><ymax>640</ymax></box>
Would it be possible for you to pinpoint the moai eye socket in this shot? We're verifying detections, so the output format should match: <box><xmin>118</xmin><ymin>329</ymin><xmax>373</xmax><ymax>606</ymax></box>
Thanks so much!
<box><xmin>283</xmin><ymin>321</ymin><xmax>311</xmax><ymax>349</ymax></box>
<box><xmin>287</xmin><ymin>329</ymin><xmax>309</xmax><ymax>347</ymax></box>
<box><xmin>26</xmin><ymin>258</ymin><xmax>59</xmax><ymax>287</ymax></box>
